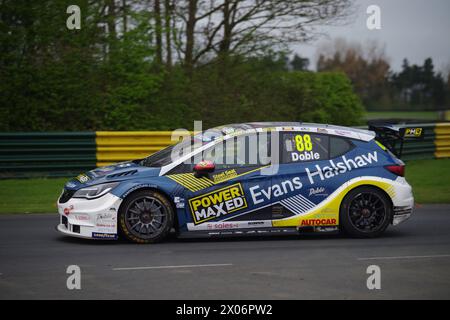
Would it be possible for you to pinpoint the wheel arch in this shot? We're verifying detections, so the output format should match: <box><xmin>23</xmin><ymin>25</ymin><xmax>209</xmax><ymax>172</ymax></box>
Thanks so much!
<box><xmin>340</xmin><ymin>183</ymin><xmax>394</xmax><ymax>221</ymax></box>
<box><xmin>118</xmin><ymin>186</ymin><xmax>180</xmax><ymax>232</ymax></box>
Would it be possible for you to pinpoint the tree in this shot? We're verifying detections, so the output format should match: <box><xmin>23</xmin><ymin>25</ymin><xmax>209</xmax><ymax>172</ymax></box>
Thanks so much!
<box><xmin>392</xmin><ymin>57</ymin><xmax>446</xmax><ymax>109</ymax></box>
<box><xmin>154</xmin><ymin>0</ymin><xmax>163</xmax><ymax>65</ymax></box>
<box><xmin>0</xmin><ymin>0</ymin><xmax>165</xmax><ymax>131</ymax></box>
<box><xmin>164</xmin><ymin>0</ymin><xmax>173</xmax><ymax>68</ymax></box>
<box><xmin>290</xmin><ymin>54</ymin><xmax>310</xmax><ymax>71</ymax></box>
<box><xmin>173</xmin><ymin>0</ymin><xmax>354</xmax><ymax>73</ymax></box>
<box><xmin>317</xmin><ymin>38</ymin><xmax>390</xmax><ymax>109</ymax></box>
<box><xmin>0</xmin><ymin>1</ymin><xmax>365</xmax><ymax>131</ymax></box>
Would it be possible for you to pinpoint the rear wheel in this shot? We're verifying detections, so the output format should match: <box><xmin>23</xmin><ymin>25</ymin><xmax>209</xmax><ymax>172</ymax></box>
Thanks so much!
<box><xmin>119</xmin><ymin>190</ymin><xmax>174</xmax><ymax>243</ymax></box>
<box><xmin>340</xmin><ymin>186</ymin><xmax>392</xmax><ymax>238</ymax></box>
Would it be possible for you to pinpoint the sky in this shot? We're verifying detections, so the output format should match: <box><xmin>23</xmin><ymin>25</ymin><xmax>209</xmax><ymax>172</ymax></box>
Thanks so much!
<box><xmin>294</xmin><ymin>0</ymin><xmax>450</xmax><ymax>73</ymax></box>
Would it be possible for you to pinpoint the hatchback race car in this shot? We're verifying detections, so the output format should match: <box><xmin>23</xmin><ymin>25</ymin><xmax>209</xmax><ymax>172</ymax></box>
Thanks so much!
<box><xmin>56</xmin><ymin>122</ymin><xmax>415</xmax><ymax>243</ymax></box>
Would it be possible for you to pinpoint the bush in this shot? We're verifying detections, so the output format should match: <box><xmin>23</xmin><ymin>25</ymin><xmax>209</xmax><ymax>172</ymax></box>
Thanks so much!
<box><xmin>176</xmin><ymin>59</ymin><xmax>364</xmax><ymax>130</ymax></box>
<box><xmin>0</xmin><ymin>53</ymin><xmax>364</xmax><ymax>131</ymax></box>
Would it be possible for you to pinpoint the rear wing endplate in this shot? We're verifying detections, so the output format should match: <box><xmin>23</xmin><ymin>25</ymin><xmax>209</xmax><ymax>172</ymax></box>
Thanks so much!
<box><xmin>368</xmin><ymin>123</ymin><xmax>424</xmax><ymax>158</ymax></box>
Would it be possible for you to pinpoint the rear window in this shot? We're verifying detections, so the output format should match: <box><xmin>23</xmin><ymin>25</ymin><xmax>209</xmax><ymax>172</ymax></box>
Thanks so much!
<box><xmin>329</xmin><ymin>137</ymin><xmax>353</xmax><ymax>158</ymax></box>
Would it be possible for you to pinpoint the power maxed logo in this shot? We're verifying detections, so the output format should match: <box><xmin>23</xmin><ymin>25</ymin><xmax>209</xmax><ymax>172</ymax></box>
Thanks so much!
<box><xmin>189</xmin><ymin>183</ymin><xmax>248</xmax><ymax>225</ymax></box>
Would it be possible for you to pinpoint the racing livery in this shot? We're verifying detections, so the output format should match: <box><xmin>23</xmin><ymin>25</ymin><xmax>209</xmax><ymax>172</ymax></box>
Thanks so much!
<box><xmin>56</xmin><ymin>122</ymin><xmax>415</xmax><ymax>243</ymax></box>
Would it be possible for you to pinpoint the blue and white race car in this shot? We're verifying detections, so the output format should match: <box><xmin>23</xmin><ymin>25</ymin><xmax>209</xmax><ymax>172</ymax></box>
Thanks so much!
<box><xmin>57</xmin><ymin>122</ymin><xmax>415</xmax><ymax>243</ymax></box>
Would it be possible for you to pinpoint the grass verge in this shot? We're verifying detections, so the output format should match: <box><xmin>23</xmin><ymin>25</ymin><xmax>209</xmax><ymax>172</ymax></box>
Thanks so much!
<box><xmin>0</xmin><ymin>178</ymin><xmax>67</xmax><ymax>214</ymax></box>
<box><xmin>365</xmin><ymin>111</ymin><xmax>439</xmax><ymax>121</ymax></box>
<box><xmin>405</xmin><ymin>158</ymin><xmax>450</xmax><ymax>204</ymax></box>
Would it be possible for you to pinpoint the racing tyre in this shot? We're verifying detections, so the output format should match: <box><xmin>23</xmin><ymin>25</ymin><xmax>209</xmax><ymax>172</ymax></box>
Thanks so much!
<box><xmin>340</xmin><ymin>186</ymin><xmax>392</xmax><ymax>238</ymax></box>
<box><xmin>119</xmin><ymin>190</ymin><xmax>174</xmax><ymax>243</ymax></box>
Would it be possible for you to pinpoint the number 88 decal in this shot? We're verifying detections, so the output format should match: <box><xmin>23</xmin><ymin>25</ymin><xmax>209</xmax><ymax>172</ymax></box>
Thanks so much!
<box><xmin>295</xmin><ymin>134</ymin><xmax>313</xmax><ymax>152</ymax></box>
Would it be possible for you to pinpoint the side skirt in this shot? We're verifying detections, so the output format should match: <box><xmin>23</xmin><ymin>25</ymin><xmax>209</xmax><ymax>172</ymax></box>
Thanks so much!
<box><xmin>177</xmin><ymin>226</ymin><xmax>339</xmax><ymax>239</ymax></box>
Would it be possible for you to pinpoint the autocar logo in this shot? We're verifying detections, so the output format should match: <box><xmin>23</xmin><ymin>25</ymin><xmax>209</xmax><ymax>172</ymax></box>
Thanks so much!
<box><xmin>300</xmin><ymin>218</ymin><xmax>337</xmax><ymax>226</ymax></box>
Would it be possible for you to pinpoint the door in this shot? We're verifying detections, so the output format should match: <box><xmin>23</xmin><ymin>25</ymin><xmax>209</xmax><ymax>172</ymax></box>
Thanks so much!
<box><xmin>271</xmin><ymin>131</ymin><xmax>356</xmax><ymax>228</ymax></box>
<box><xmin>168</xmin><ymin>132</ymin><xmax>274</xmax><ymax>232</ymax></box>
<box><xmin>271</xmin><ymin>131</ymin><xmax>331</xmax><ymax>228</ymax></box>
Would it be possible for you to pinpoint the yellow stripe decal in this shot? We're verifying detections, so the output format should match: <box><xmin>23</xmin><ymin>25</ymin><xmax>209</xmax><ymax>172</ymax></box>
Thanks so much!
<box><xmin>167</xmin><ymin>173</ymin><xmax>214</xmax><ymax>192</ymax></box>
<box><xmin>273</xmin><ymin>178</ymin><xmax>394</xmax><ymax>227</ymax></box>
<box><xmin>167</xmin><ymin>166</ymin><xmax>268</xmax><ymax>192</ymax></box>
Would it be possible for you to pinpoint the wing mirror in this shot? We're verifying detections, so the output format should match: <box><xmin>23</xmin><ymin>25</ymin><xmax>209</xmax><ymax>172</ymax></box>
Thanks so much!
<box><xmin>193</xmin><ymin>160</ymin><xmax>215</xmax><ymax>178</ymax></box>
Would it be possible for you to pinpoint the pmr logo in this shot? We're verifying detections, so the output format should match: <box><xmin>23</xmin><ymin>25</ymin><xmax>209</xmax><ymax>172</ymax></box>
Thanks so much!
<box><xmin>189</xmin><ymin>183</ymin><xmax>248</xmax><ymax>225</ymax></box>
<box><xmin>404</xmin><ymin>127</ymin><xmax>423</xmax><ymax>137</ymax></box>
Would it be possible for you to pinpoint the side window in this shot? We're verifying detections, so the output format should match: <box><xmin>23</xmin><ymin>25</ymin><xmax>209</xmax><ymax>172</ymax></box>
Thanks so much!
<box><xmin>202</xmin><ymin>136</ymin><xmax>246</xmax><ymax>167</ymax></box>
<box><xmin>329</xmin><ymin>137</ymin><xmax>353</xmax><ymax>158</ymax></box>
<box><xmin>169</xmin><ymin>133</ymin><xmax>271</xmax><ymax>173</ymax></box>
<box><xmin>281</xmin><ymin>132</ymin><xmax>329</xmax><ymax>164</ymax></box>
<box><xmin>203</xmin><ymin>133</ymin><xmax>271</xmax><ymax>169</ymax></box>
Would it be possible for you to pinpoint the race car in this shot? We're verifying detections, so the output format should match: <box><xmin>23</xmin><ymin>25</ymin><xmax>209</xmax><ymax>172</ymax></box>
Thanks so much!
<box><xmin>56</xmin><ymin>122</ymin><xmax>415</xmax><ymax>243</ymax></box>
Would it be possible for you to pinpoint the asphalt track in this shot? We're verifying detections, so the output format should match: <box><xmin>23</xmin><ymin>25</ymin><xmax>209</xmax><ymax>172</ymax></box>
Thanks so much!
<box><xmin>0</xmin><ymin>205</ymin><xmax>449</xmax><ymax>300</ymax></box>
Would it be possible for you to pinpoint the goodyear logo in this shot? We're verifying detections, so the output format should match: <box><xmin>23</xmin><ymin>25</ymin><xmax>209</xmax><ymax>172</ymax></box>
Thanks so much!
<box><xmin>189</xmin><ymin>183</ymin><xmax>247</xmax><ymax>225</ymax></box>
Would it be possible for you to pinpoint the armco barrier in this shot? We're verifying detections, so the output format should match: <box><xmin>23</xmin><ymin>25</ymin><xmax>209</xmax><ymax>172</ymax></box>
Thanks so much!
<box><xmin>0</xmin><ymin>124</ymin><xmax>448</xmax><ymax>178</ymax></box>
<box><xmin>435</xmin><ymin>123</ymin><xmax>450</xmax><ymax>159</ymax></box>
<box><xmin>400</xmin><ymin>123</ymin><xmax>436</xmax><ymax>160</ymax></box>
<box><xmin>0</xmin><ymin>131</ymin><xmax>188</xmax><ymax>178</ymax></box>
<box><xmin>0</xmin><ymin>132</ymin><xmax>96</xmax><ymax>178</ymax></box>
<box><xmin>96</xmin><ymin>131</ymin><xmax>190</xmax><ymax>167</ymax></box>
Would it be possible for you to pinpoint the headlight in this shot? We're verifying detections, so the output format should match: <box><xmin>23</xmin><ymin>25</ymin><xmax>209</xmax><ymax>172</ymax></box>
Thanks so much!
<box><xmin>73</xmin><ymin>182</ymin><xmax>119</xmax><ymax>199</ymax></box>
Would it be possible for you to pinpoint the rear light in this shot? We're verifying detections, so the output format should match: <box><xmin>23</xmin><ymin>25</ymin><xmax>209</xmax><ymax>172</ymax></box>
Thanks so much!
<box><xmin>385</xmin><ymin>164</ymin><xmax>405</xmax><ymax>177</ymax></box>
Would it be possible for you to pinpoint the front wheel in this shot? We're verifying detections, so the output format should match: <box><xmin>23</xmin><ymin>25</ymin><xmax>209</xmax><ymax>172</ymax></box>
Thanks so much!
<box><xmin>340</xmin><ymin>186</ymin><xmax>392</xmax><ymax>238</ymax></box>
<box><xmin>119</xmin><ymin>190</ymin><xmax>174</xmax><ymax>243</ymax></box>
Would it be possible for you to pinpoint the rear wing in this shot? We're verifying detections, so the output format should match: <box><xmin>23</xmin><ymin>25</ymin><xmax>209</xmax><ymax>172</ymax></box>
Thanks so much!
<box><xmin>368</xmin><ymin>123</ymin><xmax>424</xmax><ymax>158</ymax></box>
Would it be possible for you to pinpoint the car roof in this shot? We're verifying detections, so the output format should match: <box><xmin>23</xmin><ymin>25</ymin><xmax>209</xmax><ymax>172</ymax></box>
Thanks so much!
<box><xmin>211</xmin><ymin>122</ymin><xmax>375</xmax><ymax>142</ymax></box>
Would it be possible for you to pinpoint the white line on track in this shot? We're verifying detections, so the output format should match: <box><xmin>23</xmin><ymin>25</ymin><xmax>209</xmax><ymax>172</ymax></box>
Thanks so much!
<box><xmin>357</xmin><ymin>254</ymin><xmax>450</xmax><ymax>261</ymax></box>
<box><xmin>112</xmin><ymin>263</ymin><xmax>233</xmax><ymax>271</ymax></box>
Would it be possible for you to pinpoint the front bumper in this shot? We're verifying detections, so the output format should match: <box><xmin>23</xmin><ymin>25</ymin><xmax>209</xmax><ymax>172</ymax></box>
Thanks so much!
<box><xmin>56</xmin><ymin>193</ymin><xmax>123</xmax><ymax>240</ymax></box>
